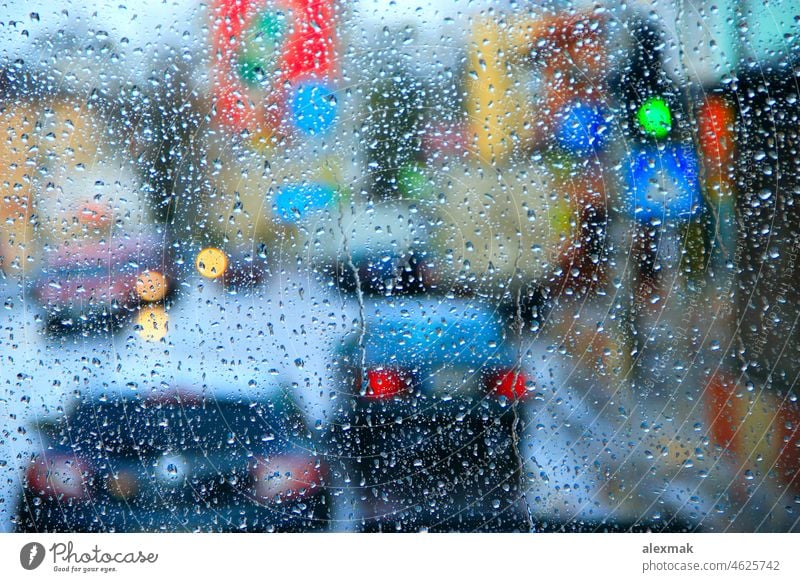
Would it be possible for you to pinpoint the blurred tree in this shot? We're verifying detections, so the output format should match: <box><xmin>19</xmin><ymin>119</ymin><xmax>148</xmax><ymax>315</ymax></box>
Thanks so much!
<box><xmin>121</xmin><ymin>56</ymin><xmax>205</xmax><ymax>225</ymax></box>
<box><xmin>364</xmin><ymin>65</ymin><xmax>425</xmax><ymax>200</ymax></box>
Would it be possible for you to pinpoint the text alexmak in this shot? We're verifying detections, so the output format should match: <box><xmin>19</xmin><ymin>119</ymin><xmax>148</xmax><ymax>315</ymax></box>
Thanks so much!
<box><xmin>642</xmin><ymin>543</ymin><xmax>694</xmax><ymax>554</ymax></box>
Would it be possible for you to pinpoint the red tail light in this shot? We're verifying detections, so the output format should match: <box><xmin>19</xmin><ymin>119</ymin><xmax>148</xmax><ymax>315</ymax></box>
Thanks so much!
<box><xmin>26</xmin><ymin>454</ymin><xmax>91</xmax><ymax>499</ymax></box>
<box><xmin>486</xmin><ymin>369</ymin><xmax>529</xmax><ymax>401</ymax></box>
<box><xmin>363</xmin><ymin>368</ymin><xmax>411</xmax><ymax>399</ymax></box>
<box><xmin>249</xmin><ymin>456</ymin><xmax>326</xmax><ymax>502</ymax></box>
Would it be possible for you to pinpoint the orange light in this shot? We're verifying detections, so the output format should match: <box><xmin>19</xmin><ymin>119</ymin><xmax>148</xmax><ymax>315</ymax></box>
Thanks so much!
<box><xmin>136</xmin><ymin>305</ymin><xmax>169</xmax><ymax>342</ymax></box>
<box><xmin>107</xmin><ymin>471</ymin><xmax>140</xmax><ymax>500</ymax></box>
<box><xmin>77</xmin><ymin>202</ymin><xmax>112</xmax><ymax>227</ymax></box>
<box><xmin>135</xmin><ymin>270</ymin><xmax>168</xmax><ymax>302</ymax></box>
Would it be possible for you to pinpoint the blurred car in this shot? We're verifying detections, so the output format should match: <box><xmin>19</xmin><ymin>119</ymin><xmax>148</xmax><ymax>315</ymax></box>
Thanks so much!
<box><xmin>0</xmin><ymin>88</ymin><xmax>170</xmax><ymax>333</ymax></box>
<box><xmin>324</xmin><ymin>295</ymin><xmax>534</xmax><ymax>531</ymax></box>
<box><xmin>16</xmin><ymin>388</ymin><xmax>329</xmax><ymax>532</ymax></box>
<box><xmin>31</xmin><ymin>230</ymin><xmax>170</xmax><ymax>333</ymax></box>
<box><xmin>29</xmin><ymin>161</ymin><xmax>171</xmax><ymax>333</ymax></box>
<box><xmin>295</xmin><ymin>199</ymin><xmax>432</xmax><ymax>295</ymax></box>
<box><xmin>295</xmin><ymin>198</ymin><xmax>535</xmax><ymax>531</ymax></box>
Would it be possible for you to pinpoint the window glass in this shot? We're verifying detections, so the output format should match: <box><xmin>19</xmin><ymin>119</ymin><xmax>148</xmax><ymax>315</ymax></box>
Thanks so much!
<box><xmin>2</xmin><ymin>0</ymin><xmax>799</xmax><ymax>532</ymax></box>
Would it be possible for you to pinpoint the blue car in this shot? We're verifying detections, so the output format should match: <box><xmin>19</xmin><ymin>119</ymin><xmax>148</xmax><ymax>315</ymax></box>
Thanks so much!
<box><xmin>323</xmin><ymin>295</ymin><xmax>534</xmax><ymax>531</ymax></box>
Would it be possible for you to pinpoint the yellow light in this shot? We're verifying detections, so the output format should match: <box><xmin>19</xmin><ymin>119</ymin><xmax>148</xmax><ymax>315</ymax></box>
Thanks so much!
<box><xmin>137</xmin><ymin>305</ymin><xmax>168</xmax><ymax>342</ymax></box>
<box><xmin>135</xmin><ymin>270</ymin><xmax>168</xmax><ymax>302</ymax></box>
<box><xmin>196</xmin><ymin>247</ymin><xmax>228</xmax><ymax>279</ymax></box>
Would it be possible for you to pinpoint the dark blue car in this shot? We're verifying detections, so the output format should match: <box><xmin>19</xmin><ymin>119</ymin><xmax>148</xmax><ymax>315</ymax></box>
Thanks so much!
<box><xmin>324</xmin><ymin>296</ymin><xmax>533</xmax><ymax>532</ymax></box>
<box><xmin>17</xmin><ymin>388</ymin><xmax>330</xmax><ymax>532</ymax></box>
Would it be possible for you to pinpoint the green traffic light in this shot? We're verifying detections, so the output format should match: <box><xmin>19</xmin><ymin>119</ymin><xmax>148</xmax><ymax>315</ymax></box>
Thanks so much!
<box><xmin>637</xmin><ymin>96</ymin><xmax>672</xmax><ymax>138</ymax></box>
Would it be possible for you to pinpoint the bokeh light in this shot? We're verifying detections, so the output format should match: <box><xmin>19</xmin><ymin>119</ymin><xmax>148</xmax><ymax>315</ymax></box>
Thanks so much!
<box><xmin>196</xmin><ymin>247</ymin><xmax>228</xmax><ymax>279</ymax></box>
<box><xmin>637</xmin><ymin>96</ymin><xmax>672</xmax><ymax>138</ymax></box>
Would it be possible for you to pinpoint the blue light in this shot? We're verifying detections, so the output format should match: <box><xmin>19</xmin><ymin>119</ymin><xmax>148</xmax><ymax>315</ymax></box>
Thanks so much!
<box><xmin>555</xmin><ymin>101</ymin><xmax>611</xmax><ymax>156</ymax></box>
<box><xmin>289</xmin><ymin>81</ymin><xmax>337</xmax><ymax>135</ymax></box>
<box><xmin>273</xmin><ymin>182</ymin><xmax>334</xmax><ymax>223</ymax></box>
<box><xmin>624</xmin><ymin>144</ymin><xmax>702</xmax><ymax>223</ymax></box>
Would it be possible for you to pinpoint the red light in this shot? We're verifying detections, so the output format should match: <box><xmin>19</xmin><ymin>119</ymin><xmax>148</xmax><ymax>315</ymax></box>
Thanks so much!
<box><xmin>488</xmin><ymin>369</ymin><xmax>529</xmax><ymax>401</ymax></box>
<box><xmin>281</xmin><ymin>0</ymin><xmax>336</xmax><ymax>81</ymax></box>
<box><xmin>250</xmin><ymin>456</ymin><xmax>326</xmax><ymax>501</ymax></box>
<box><xmin>706</xmin><ymin>372</ymin><xmax>738</xmax><ymax>449</ymax></box>
<box><xmin>698</xmin><ymin>96</ymin><xmax>735</xmax><ymax>165</ymax></box>
<box><xmin>777</xmin><ymin>402</ymin><xmax>800</xmax><ymax>490</ymax></box>
<box><xmin>365</xmin><ymin>368</ymin><xmax>409</xmax><ymax>399</ymax></box>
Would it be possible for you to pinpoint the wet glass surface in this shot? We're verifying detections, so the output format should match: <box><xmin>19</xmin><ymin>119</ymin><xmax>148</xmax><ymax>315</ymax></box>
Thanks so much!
<box><xmin>2</xmin><ymin>0</ymin><xmax>800</xmax><ymax>532</ymax></box>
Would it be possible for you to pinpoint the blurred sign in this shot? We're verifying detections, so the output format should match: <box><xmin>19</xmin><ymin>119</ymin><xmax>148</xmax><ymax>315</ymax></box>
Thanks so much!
<box><xmin>624</xmin><ymin>144</ymin><xmax>702</xmax><ymax>223</ymax></box>
<box><xmin>211</xmin><ymin>0</ymin><xmax>337</xmax><ymax>138</ymax></box>
<box><xmin>466</xmin><ymin>12</ymin><xmax>607</xmax><ymax>162</ymax></box>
